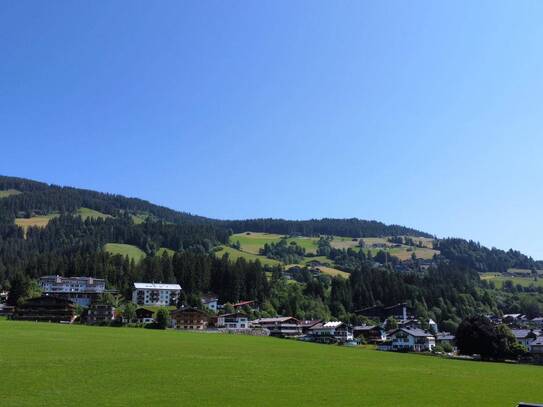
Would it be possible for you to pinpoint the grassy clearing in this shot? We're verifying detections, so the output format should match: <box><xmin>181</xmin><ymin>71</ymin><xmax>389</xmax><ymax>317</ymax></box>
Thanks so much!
<box><xmin>480</xmin><ymin>273</ymin><xmax>543</xmax><ymax>288</ymax></box>
<box><xmin>15</xmin><ymin>214</ymin><xmax>59</xmax><ymax>235</ymax></box>
<box><xmin>314</xmin><ymin>266</ymin><xmax>350</xmax><ymax>278</ymax></box>
<box><xmin>157</xmin><ymin>247</ymin><xmax>176</xmax><ymax>257</ymax></box>
<box><xmin>104</xmin><ymin>243</ymin><xmax>146</xmax><ymax>263</ymax></box>
<box><xmin>214</xmin><ymin>246</ymin><xmax>282</xmax><ymax>267</ymax></box>
<box><xmin>230</xmin><ymin>232</ymin><xmax>319</xmax><ymax>255</ymax></box>
<box><xmin>77</xmin><ymin>207</ymin><xmax>112</xmax><ymax>220</ymax></box>
<box><xmin>131</xmin><ymin>213</ymin><xmax>148</xmax><ymax>225</ymax></box>
<box><xmin>0</xmin><ymin>189</ymin><xmax>21</xmax><ymax>198</ymax></box>
<box><xmin>1</xmin><ymin>320</ymin><xmax>543</xmax><ymax>406</ymax></box>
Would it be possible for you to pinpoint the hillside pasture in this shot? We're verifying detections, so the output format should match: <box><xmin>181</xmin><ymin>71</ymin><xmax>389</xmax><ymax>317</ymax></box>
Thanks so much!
<box><xmin>15</xmin><ymin>214</ymin><xmax>59</xmax><ymax>235</ymax></box>
<box><xmin>157</xmin><ymin>247</ymin><xmax>176</xmax><ymax>257</ymax></box>
<box><xmin>480</xmin><ymin>272</ymin><xmax>543</xmax><ymax>289</ymax></box>
<box><xmin>77</xmin><ymin>207</ymin><xmax>112</xmax><ymax>220</ymax></box>
<box><xmin>230</xmin><ymin>232</ymin><xmax>319</xmax><ymax>255</ymax></box>
<box><xmin>104</xmin><ymin>243</ymin><xmax>146</xmax><ymax>263</ymax></box>
<box><xmin>1</xmin><ymin>320</ymin><xmax>543</xmax><ymax>406</ymax></box>
<box><xmin>0</xmin><ymin>189</ymin><xmax>21</xmax><ymax>198</ymax></box>
<box><xmin>214</xmin><ymin>246</ymin><xmax>282</xmax><ymax>267</ymax></box>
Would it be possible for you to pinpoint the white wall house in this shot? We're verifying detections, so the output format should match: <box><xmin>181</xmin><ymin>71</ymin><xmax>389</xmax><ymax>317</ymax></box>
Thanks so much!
<box><xmin>383</xmin><ymin>328</ymin><xmax>436</xmax><ymax>352</ymax></box>
<box><xmin>39</xmin><ymin>275</ymin><xmax>106</xmax><ymax>307</ymax></box>
<box><xmin>201</xmin><ymin>296</ymin><xmax>219</xmax><ymax>312</ymax></box>
<box><xmin>217</xmin><ymin>313</ymin><xmax>250</xmax><ymax>330</ymax></box>
<box><xmin>512</xmin><ymin>329</ymin><xmax>540</xmax><ymax>347</ymax></box>
<box><xmin>309</xmin><ymin>321</ymin><xmax>354</xmax><ymax>343</ymax></box>
<box><xmin>132</xmin><ymin>283</ymin><xmax>181</xmax><ymax>306</ymax></box>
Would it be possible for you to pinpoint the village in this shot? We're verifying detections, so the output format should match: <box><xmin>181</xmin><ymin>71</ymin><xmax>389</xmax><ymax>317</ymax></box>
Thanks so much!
<box><xmin>2</xmin><ymin>274</ymin><xmax>543</xmax><ymax>361</ymax></box>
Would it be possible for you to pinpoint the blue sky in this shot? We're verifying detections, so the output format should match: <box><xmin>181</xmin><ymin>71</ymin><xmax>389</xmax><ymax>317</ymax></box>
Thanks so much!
<box><xmin>1</xmin><ymin>1</ymin><xmax>542</xmax><ymax>258</ymax></box>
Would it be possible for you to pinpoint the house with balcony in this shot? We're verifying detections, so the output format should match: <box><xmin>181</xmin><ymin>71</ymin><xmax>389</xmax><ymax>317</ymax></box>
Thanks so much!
<box><xmin>131</xmin><ymin>282</ymin><xmax>181</xmax><ymax>306</ymax></box>
<box><xmin>201</xmin><ymin>295</ymin><xmax>220</xmax><ymax>312</ymax></box>
<box><xmin>86</xmin><ymin>303</ymin><xmax>116</xmax><ymax>324</ymax></box>
<box><xmin>252</xmin><ymin>317</ymin><xmax>301</xmax><ymax>337</ymax></box>
<box><xmin>217</xmin><ymin>312</ymin><xmax>250</xmax><ymax>330</ymax></box>
<box><xmin>308</xmin><ymin>321</ymin><xmax>354</xmax><ymax>343</ymax></box>
<box><xmin>171</xmin><ymin>307</ymin><xmax>209</xmax><ymax>330</ymax></box>
<box><xmin>353</xmin><ymin>325</ymin><xmax>387</xmax><ymax>343</ymax></box>
<box><xmin>39</xmin><ymin>275</ymin><xmax>108</xmax><ymax>307</ymax></box>
<box><xmin>512</xmin><ymin>329</ymin><xmax>540</xmax><ymax>347</ymax></box>
<box><xmin>13</xmin><ymin>296</ymin><xmax>76</xmax><ymax>323</ymax></box>
<box><xmin>380</xmin><ymin>328</ymin><xmax>436</xmax><ymax>352</ymax></box>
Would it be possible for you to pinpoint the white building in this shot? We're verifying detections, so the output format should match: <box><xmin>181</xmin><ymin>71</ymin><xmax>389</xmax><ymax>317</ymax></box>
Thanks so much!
<box><xmin>309</xmin><ymin>321</ymin><xmax>354</xmax><ymax>343</ymax></box>
<box><xmin>217</xmin><ymin>313</ymin><xmax>250</xmax><ymax>330</ymax></box>
<box><xmin>381</xmin><ymin>328</ymin><xmax>436</xmax><ymax>352</ymax></box>
<box><xmin>132</xmin><ymin>283</ymin><xmax>181</xmax><ymax>306</ymax></box>
<box><xmin>39</xmin><ymin>275</ymin><xmax>106</xmax><ymax>307</ymax></box>
<box><xmin>201</xmin><ymin>296</ymin><xmax>219</xmax><ymax>312</ymax></box>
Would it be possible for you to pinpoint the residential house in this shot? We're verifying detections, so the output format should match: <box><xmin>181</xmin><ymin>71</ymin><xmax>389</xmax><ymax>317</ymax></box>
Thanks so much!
<box><xmin>353</xmin><ymin>325</ymin><xmax>387</xmax><ymax>343</ymax></box>
<box><xmin>252</xmin><ymin>317</ymin><xmax>301</xmax><ymax>337</ymax></box>
<box><xmin>217</xmin><ymin>312</ymin><xmax>250</xmax><ymax>330</ymax></box>
<box><xmin>512</xmin><ymin>329</ymin><xmax>540</xmax><ymax>347</ymax></box>
<box><xmin>531</xmin><ymin>317</ymin><xmax>543</xmax><ymax>328</ymax></box>
<box><xmin>86</xmin><ymin>304</ymin><xmax>115</xmax><ymax>324</ymax></box>
<box><xmin>309</xmin><ymin>321</ymin><xmax>354</xmax><ymax>343</ymax></box>
<box><xmin>201</xmin><ymin>295</ymin><xmax>220</xmax><ymax>312</ymax></box>
<box><xmin>529</xmin><ymin>336</ymin><xmax>543</xmax><ymax>354</ymax></box>
<box><xmin>39</xmin><ymin>275</ymin><xmax>108</xmax><ymax>307</ymax></box>
<box><xmin>132</xmin><ymin>282</ymin><xmax>181</xmax><ymax>306</ymax></box>
<box><xmin>381</xmin><ymin>328</ymin><xmax>436</xmax><ymax>352</ymax></box>
<box><xmin>171</xmin><ymin>307</ymin><xmax>208</xmax><ymax>330</ymax></box>
<box><xmin>13</xmin><ymin>296</ymin><xmax>76</xmax><ymax>323</ymax></box>
<box><xmin>435</xmin><ymin>332</ymin><xmax>456</xmax><ymax>350</ymax></box>
<box><xmin>299</xmin><ymin>320</ymin><xmax>322</xmax><ymax>335</ymax></box>
<box><xmin>135</xmin><ymin>308</ymin><xmax>154</xmax><ymax>324</ymax></box>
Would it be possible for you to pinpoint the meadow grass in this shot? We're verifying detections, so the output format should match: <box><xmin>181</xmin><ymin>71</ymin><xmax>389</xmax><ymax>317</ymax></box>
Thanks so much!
<box><xmin>104</xmin><ymin>243</ymin><xmax>146</xmax><ymax>263</ymax></box>
<box><xmin>0</xmin><ymin>188</ymin><xmax>21</xmax><ymax>198</ymax></box>
<box><xmin>15</xmin><ymin>213</ymin><xmax>59</xmax><ymax>235</ymax></box>
<box><xmin>214</xmin><ymin>246</ymin><xmax>282</xmax><ymax>267</ymax></box>
<box><xmin>230</xmin><ymin>232</ymin><xmax>320</xmax><ymax>255</ymax></box>
<box><xmin>1</xmin><ymin>320</ymin><xmax>543</xmax><ymax>406</ymax></box>
<box><xmin>157</xmin><ymin>247</ymin><xmax>176</xmax><ymax>257</ymax></box>
<box><xmin>480</xmin><ymin>272</ymin><xmax>543</xmax><ymax>288</ymax></box>
<box><xmin>77</xmin><ymin>207</ymin><xmax>112</xmax><ymax>220</ymax></box>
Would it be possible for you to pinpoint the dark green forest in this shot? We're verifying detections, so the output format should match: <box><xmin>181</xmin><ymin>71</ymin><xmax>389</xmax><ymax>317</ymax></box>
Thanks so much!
<box><xmin>1</xmin><ymin>175</ymin><xmax>542</xmax><ymax>329</ymax></box>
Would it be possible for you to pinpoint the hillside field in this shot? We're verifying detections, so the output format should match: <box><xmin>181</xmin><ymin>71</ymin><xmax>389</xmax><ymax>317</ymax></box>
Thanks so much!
<box><xmin>0</xmin><ymin>188</ymin><xmax>21</xmax><ymax>198</ymax></box>
<box><xmin>1</xmin><ymin>320</ymin><xmax>543</xmax><ymax>406</ymax></box>
<box><xmin>104</xmin><ymin>243</ymin><xmax>146</xmax><ymax>263</ymax></box>
<box><xmin>15</xmin><ymin>213</ymin><xmax>59</xmax><ymax>234</ymax></box>
<box><xmin>480</xmin><ymin>272</ymin><xmax>543</xmax><ymax>288</ymax></box>
<box><xmin>77</xmin><ymin>207</ymin><xmax>112</xmax><ymax>220</ymax></box>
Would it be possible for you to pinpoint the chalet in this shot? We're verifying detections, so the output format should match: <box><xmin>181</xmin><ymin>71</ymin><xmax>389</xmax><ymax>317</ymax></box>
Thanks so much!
<box><xmin>201</xmin><ymin>295</ymin><xmax>220</xmax><ymax>312</ymax></box>
<box><xmin>252</xmin><ymin>317</ymin><xmax>301</xmax><ymax>337</ymax></box>
<box><xmin>353</xmin><ymin>325</ymin><xmax>387</xmax><ymax>343</ymax></box>
<box><xmin>398</xmin><ymin>319</ymin><xmax>422</xmax><ymax>330</ymax></box>
<box><xmin>86</xmin><ymin>304</ymin><xmax>115</xmax><ymax>324</ymax></box>
<box><xmin>381</xmin><ymin>328</ymin><xmax>435</xmax><ymax>352</ymax></box>
<box><xmin>531</xmin><ymin>317</ymin><xmax>543</xmax><ymax>328</ymax></box>
<box><xmin>435</xmin><ymin>332</ymin><xmax>456</xmax><ymax>350</ymax></box>
<box><xmin>355</xmin><ymin>303</ymin><xmax>411</xmax><ymax>322</ymax></box>
<box><xmin>309</xmin><ymin>321</ymin><xmax>354</xmax><ymax>343</ymax></box>
<box><xmin>529</xmin><ymin>336</ymin><xmax>543</xmax><ymax>354</ymax></box>
<box><xmin>217</xmin><ymin>312</ymin><xmax>250</xmax><ymax>330</ymax></box>
<box><xmin>171</xmin><ymin>307</ymin><xmax>208</xmax><ymax>330</ymax></box>
<box><xmin>512</xmin><ymin>329</ymin><xmax>540</xmax><ymax>347</ymax></box>
<box><xmin>135</xmin><ymin>308</ymin><xmax>154</xmax><ymax>324</ymax></box>
<box><xmin>13</xmin><ymin>296</ymin><xmax>76</xmax><ymax>323</ymax></box>
<box><xmin>299</xmin><ymin>320</ymin><xmax>322</xmax><ymax>335</ymax></box>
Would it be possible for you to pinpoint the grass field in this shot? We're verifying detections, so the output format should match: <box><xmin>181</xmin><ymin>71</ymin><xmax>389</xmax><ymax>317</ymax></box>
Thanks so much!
<box><xmin>77</xmin><ymin>207</ymin><xmax>112</xmax><ymax>220</ymax></box>
<box><xmin>15</xmin><ymin>214</ymin><xmax>59</xmax><ymax>235</ymax></box>
<box><xmin>230</xmin><ymin>232</ymin><xmax>320</xmax><ymax>255</ymax></box>
<box><xmin>0</xmin><ymin>188</ymin><xmax>21</xmax><ymax>198</ymax></box>
<box><xmin>480</xmin><ymin>272</ymin><xmax>543</xmax><ymax>288</ymax></box>
<box><xmin>157</xmin><ymin>247</ymin><xmax>176</xmax><ymax>257</ymax></box>
<box><xmin>1</xmin><ymin>320</ymin><xmax>543</xmax><ymax>406</ymax></box>
<box><xmin>104</xmin><ymin>243</ymin><xmax>146</xmax><ymax>263</ymax></box>
<box><xmin>214</xmin><ymin>246</ymin><xmax>282</xmax><ymax>267</ymax></box>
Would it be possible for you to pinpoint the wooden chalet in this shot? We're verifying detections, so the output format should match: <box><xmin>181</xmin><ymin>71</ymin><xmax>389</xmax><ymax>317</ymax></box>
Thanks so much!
<box><xmin>171</xmin><ymin>307</ymin><xmax>209</xmax><ymax>330</ymax></box>
<box><xmin>13</xmin><ymin>296</ymin><xmax>76</xmax><ymax>323</ymax></box>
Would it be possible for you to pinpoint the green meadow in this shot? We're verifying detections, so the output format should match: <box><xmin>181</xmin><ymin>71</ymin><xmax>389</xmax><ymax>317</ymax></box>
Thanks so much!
<box><xmin>1</xmin><ymin>320</ymin><xmax>543</xmax><ymax>406</ymax></box>
<box><xmin>77</xmin><ymin>207</ymin><xmax>112</xmax><ymax>220</ymax></box>
<box><xmin>214</xmin><ymin>245</ymin><xmax>282</xmax><ymax>266</ymax></box>
<box><xmin>480</xmin><ymin>272</ymin><xmax>543</xmax><ymax>288</ymax></box>
<box><xmin>104</xmin><ymin>243</ymin><xmax>146</xmax><ymax>263</ymax></box>
<box><xmin>0</xmin><ymin>188</ymin><xmax>21</xmax><ymax>198</ymax></box>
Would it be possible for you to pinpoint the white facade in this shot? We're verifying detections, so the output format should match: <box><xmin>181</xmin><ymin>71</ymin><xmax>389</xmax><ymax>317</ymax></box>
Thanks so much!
<box><xmin>39</xmin><ymin>275</ymin><xmax>106</xmax><ymax>307</ymax></box>
<box><xmin>217</xmin><ymin>313</ymin><xmax>250</xmax><ymax>329</ymax></box>
<box><xmin>132</xmin><ymin>283</ymin><xmax>181</xmax><ymax>306</ymax></box>
<box><xmin>309</xmin><ymin>321</ymin><xmax>354</xmax><ymax>342</ymax></box>
<box><xmin>386</xmin><ymin>328</ymin><xmax>436</xmax><ymax>352</ymax></box>
<box><xmin>202</xmin><ymin>297</ymin><xmax>219</xmax><ymax>312</ymax></box>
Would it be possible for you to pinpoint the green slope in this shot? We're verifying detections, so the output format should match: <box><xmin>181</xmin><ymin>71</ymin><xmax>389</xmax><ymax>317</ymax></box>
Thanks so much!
<box><xmin>0</xmin><ymin>189</ymin><xmax>21</xmax><ymax>198</ymax></box>
<box><xmin>1</xmin><ymin>320</ymin><xmax>543</xmax><ymax>406</ymax></box>
<box><xmin>104</xmin><ymin>243</ymin><xmax>146</xmax><ymax>263</ymax></box>
<box><xmin>77</xmin><ymin>207</ymin><xmax>112</xmax><ymax>220</ymax></box>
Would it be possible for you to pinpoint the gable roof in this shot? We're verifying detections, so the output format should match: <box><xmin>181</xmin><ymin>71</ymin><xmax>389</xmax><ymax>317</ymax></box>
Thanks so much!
<box><xmin>392</xmin><ymin>328</ymin><xmax>434</xmax><ymax>338</ymax></box>
<box><xmin>511</xmin><ymin>329</ymin><xmax>540</xmax><ymax>339</ymax></box>
<box><xmin>253</xmin><ymin>317</ymin><xmax>298</xmax><ymax>324</ymax></box>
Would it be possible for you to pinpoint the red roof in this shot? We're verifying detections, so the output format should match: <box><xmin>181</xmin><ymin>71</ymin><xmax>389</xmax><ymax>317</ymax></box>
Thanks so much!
<box><xmin>233</xmin><ymin>300</ymin><xmax>256</xmax><ymax>307</ymax></box>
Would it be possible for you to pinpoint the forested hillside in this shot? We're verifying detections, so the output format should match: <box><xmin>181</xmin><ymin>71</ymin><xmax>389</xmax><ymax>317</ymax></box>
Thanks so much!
<box><xmin>1</xmin><ymin>175</ymin><xmax>542</xmax><ymax>329</ymax></box>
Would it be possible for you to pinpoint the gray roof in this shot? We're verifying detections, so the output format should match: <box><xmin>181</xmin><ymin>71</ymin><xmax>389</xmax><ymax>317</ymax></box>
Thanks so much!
<box><xmin>512</xmin><ymin>329</ymin><xmax>540</xmax><ymax>339</ymax></box>
<box><xmin>394</xmin><ymin>328</ymin><xmax>434</xmax><ymax>338</ymax></box>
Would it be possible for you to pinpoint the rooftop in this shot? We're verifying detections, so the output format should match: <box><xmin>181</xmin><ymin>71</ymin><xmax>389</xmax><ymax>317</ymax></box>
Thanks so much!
<box><xmin>133</xmin><ymin>282</ymin><xmax>181</xmax><ymax>290</ymax></box>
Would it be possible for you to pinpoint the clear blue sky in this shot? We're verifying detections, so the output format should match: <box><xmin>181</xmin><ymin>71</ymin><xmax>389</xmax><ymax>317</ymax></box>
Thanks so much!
<box><xmin>1</xmin><ymin>1</ymin><xmax>542</xmax><ymax>258</ymax></box>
